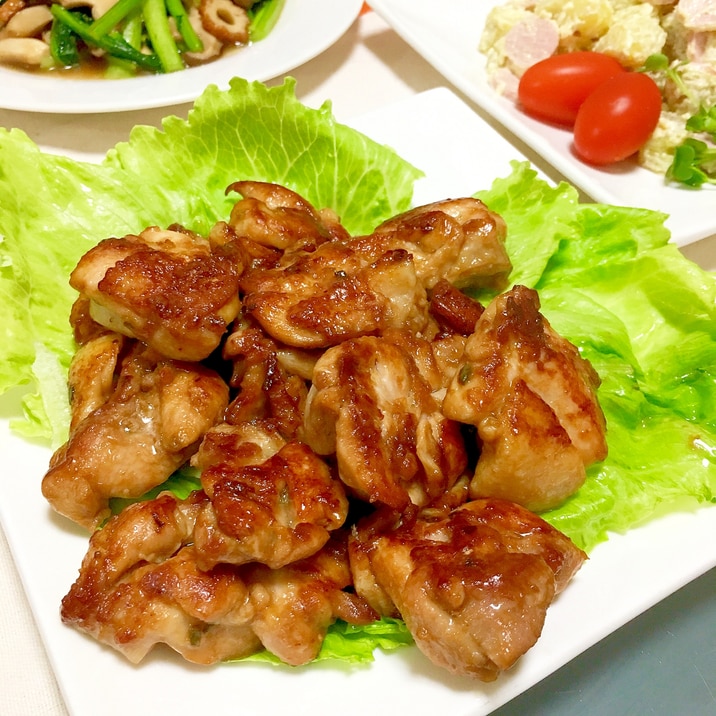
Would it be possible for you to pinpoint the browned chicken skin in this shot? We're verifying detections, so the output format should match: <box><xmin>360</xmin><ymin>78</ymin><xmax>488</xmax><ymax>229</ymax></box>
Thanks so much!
<box><xmin>42</xmin><ymin>341</ymin><xmax>229</xmax><ymax>529</ymax></box>
<box><xmin>369</xmin><ymin>196</ymin><xmax>511</xmax><ymax>290</ymax></box>
<box><xmin>348</xmin><ymin>498</ymin><xmax>587</xmax><ymax>681</ymax></box>
<box><xmin>61</xmin><ymin>491</ymin><xmax>260</xmax><ymax>665</ymax></box>
<box><xmin>443</xmin><ymin>284</ymin><xmax>608</xmax><ymax>512</ymax></box>
<box><xmin>61</xmin><ymin>492</ymin><xmax>375</xmax><ymax>666</ymax></box>
<box><xmin>70</xmin><ymin>226</ymin><xmax>243</xmax><ymax>361</ymax></box>
<box><xmin>304</xmin><ymin>334</ymin><xmax>467</xmax><ymax>510</ymax></box>
<box><xmin>48</xmin><ymin>182</ymin><xmax>607</xmax><ymax>681</ymax></box>
<box><xmin>195</xmin><ymin>438</ymin><xmax>349</xmax><ymax>570</ymax></box>
<box><xmin>240</xmin><ymin>241</ymin><xmax>429</xmax><ymax>349</ymax></box>
<box><xmin>226</xmin><ymin>180</ymin><xmax>350</xmax><ymax>250</ymax></box>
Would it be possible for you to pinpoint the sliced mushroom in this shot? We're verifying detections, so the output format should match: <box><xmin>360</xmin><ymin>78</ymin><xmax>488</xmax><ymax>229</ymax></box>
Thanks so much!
<box><xmin>0</xmin><ymin>36</ymin><xmax>50</xmax><ymax>66</ymax></box>
<box><xmin>4</xmin><ymin>5</ymin><xmax>53</xmax><ymax>38</ymax></box>
<box><xmin>199</xmin><ymin>0</ymin><xmax>249</xmax><ymax>44</ymax></box>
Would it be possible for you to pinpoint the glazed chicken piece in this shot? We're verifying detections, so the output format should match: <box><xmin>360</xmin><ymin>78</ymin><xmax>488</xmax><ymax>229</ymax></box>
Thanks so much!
<box><xmin>226</xmin><ymin>180</ymin><xmax>350</xmax><ymax>250</ymax></box>
<box><xmin>244</xmin><ymin>532</ymin><xmax>378</xmax><ymax>666</ymax></box>
<box><xmin>367</xmin><ymin>196</ymin><xmax>512</xmax><ymax>290</ymax></box>
<box><xmin>240</xmin><ymin>241</ymin><xmax>429</xmax><ymax>349</ymax></box>
<box><xmin>238</xmin><ymin>195</ymin><xmax>508</xmax><ymax>349</ymax></box>
<box><xmin>66</xmin><ymin>331</ymin><xmax>126</xmax><ymax>433</ymax></box>
<box><xmin>194</xmin><ymin>435</ymin><xmax>349</xmax><ymax>570</ymax></box>
<box><xmin>442</xmin><ymin>285</ymin><xmax>608</xmax><ymax>512</ymax></box>
<box><xmin>348</xmin><ymin>498</ymin><xmax>587</xmax><ymax>681</ymax></box>
<box><xmin>62</xmin><ymin>493</ymin><xmax>376</xmax><ymax>666</ymax></box>
<box><xmin>221</xmin><ymin>316</ymin><xmax>313</xmax><ymax>439</ymax></box>
<box><xmin>42</xmin><ymin>341</ymin><xmax>229</xmax><ymax>529</ymax></box>
<box><xmin>303</xmin><ymin>334</ymin><xmax>467</xmax><ymax>510</ymax></box>
<box><xmin>69</xmin><ymin>225</ymin><xmax>243</xmax><ymax>361</ymax></box>
<box><xmin>61</xmin><ymin>492</ymin><xmax>260</xmax><ymax>665</ymax></box>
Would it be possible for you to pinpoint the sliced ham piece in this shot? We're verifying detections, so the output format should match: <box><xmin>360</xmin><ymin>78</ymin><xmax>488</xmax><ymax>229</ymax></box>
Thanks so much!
<box><xmin>503</xmin><ymin>15</ymin><xmax>560</xmax><ymax>75</ymax></box>
<box><xmin>489</xmin><ymin>67</ymin><xmax>521</xmax><ymax>100</ymax></box>
<box><xmin>678</xmin><ymin>0</ymin><xmax>716</xmax><ymax>31</ymax></box>
<box><xmin>686</xmin><ymin>30</ymin><xmax>710</xmax><ymax>61</ymax></box>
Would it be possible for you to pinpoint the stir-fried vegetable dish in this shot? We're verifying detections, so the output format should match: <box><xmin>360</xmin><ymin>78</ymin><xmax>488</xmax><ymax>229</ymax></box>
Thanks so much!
<box><xmin>0</xmin><ymin>0</ymin><xmax>284</xmax><ymax>76</ymax></box>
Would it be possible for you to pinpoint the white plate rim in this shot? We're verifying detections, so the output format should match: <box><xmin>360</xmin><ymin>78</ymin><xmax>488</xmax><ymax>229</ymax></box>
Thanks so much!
<box><xmin>0</xmin><ymin>0</ymin><xmax>364</xmax><ymax>114</ymax></box>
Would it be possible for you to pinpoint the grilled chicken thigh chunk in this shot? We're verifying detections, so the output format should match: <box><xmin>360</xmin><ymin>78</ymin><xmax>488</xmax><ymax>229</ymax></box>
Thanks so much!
<box><xmin>244</xmin><ymin>533</ymin><xmax>378</xmax><ymax>666</ymax></box>
<box><xmin>42</xmin><ymin>342</ymin><xmax>229</xmax><ymax>529</ymax></box>
<box><xmin>369</xmin><ymin>197</ymin><xmax>511</xmax><ymax>290</ymax></box>
<box><xmin>304</xmin><ymin>334</ymin><xmax>467</xmax><ymax>510</ymax></box>
<box><xmin>61</xmin><ymin>492</ymin><xmax>260</xmax><ymax>665</ymax></box>
<box><xmin>194</xmin><ymin>437</ymin><xmax>349</xmax><ymax>570</ymax></box>
<box><xmin>348</xmin><ymin>498</ymin><xmax>587</xmax><ymax>681</ymax></box>
<box><xmin>69</xmin><ymin>226</ymin><xmax>243</xmax><ymax>361</ymax></box>
<box><xmin>226</xmin><ymin>180</ymin><xmax>350</xmax><ymax>250</ymax></box>
<box><xmin>443</xmin><ymin>285</ymin><xmax>608</xmax><ymax>512</ymax></box>
<box><xmin>240</xmin><ymin>241</ymin><xmax>429</xmax><ymax>349</ymax></box>
<box><xmin>62</xmin><ymin>493</ymin><xmax>375</xmax><ymax>666</ymax></box>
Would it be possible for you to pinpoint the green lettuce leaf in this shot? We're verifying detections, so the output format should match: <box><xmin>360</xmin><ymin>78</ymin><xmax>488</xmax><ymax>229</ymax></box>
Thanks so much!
<box><xmin>103</xmin><ymin>78</ymin><xmax>420</xmax><ymax>238</ymax></box>
<box><xmin>477</xmin><ymin>163</ymin><xmax>716</xmax><ymax>549</ymax></box>
<box><xmin>0</xmin><ymin>78</ymin><xmax>422</xmax><ymax>445</ymax></box>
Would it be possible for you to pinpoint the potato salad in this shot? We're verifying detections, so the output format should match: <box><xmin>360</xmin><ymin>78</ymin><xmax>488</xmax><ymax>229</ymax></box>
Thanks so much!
<box><xmin>480</xmin><ymin>0</ymin><xmax>716</xmax><ymax>180</ymax></box>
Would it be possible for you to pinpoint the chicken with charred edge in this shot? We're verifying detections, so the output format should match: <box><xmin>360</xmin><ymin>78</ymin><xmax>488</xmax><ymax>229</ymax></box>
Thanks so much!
<box><xmin>348</xmin><ymin>497</ymin><xmax>587</xmax><ymax>681</ymax></box>
<box><xmin>443</xmin><ymin>284</ymin><xmax>608</xmax><ymax>512</ymax></box>
<box><xmin>42</xmin><ymin>340</ymin><xmax>228</xmax><ymax>529</ymax></box>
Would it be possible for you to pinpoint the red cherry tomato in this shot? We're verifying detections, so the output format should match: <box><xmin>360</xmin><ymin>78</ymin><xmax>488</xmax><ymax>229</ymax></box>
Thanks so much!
<box><xmin>573</xmin><ymin>72</ymin><xmax>662</xmax><ymax>166</ymax></box>
<box><xmin>518</xmin><ymin>52</ymin><xmax>625</xmax><ymax>127</ymax></box>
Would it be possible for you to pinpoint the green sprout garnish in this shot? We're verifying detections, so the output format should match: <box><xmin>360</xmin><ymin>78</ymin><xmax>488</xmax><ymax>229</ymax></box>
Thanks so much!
<box><xmin>666</xmin><ymin>105</ymin><xmax>716</xmax><ymax>188</ymax></box>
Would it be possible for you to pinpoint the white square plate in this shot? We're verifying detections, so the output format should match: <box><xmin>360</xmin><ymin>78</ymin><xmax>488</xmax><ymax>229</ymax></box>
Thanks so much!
<box><xmin>1</xmin><ymin>88</ymin><xmax>715</xmax><ymax>716</ymax></box>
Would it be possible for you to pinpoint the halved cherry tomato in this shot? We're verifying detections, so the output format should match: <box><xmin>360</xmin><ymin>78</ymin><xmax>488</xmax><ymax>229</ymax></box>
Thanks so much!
<box><xmin>573</xmin><ymin>72</ymin><xmax>662</xmax><ymax>165</ymax></box>
<box><xmin>518</xmin><ymin>52</ymin><xmax>625</xmax><ymax>127</ymax></box>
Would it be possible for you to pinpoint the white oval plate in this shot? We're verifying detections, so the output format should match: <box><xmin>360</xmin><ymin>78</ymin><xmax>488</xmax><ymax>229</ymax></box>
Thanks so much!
<box><xmin>368</xmin><ymin>0</ymin><xmax>716</xmax><ymax>248</ymax></box>
<box><xmin>0</xmin><ymin>0</ymin><xmax>364</xmax><ymax>114</ymax></box>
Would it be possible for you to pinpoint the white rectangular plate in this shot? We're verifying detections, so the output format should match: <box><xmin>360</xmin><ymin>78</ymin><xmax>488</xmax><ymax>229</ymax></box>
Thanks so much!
<box><xmin>368</xmin><ymin>0</ymin><xmax>716</xmax><ymax>248</ymax></box>
<box><xmin>1</xmin><ymin>88</ymin><xmax>715</xmax><ymax>716</ymax></box>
